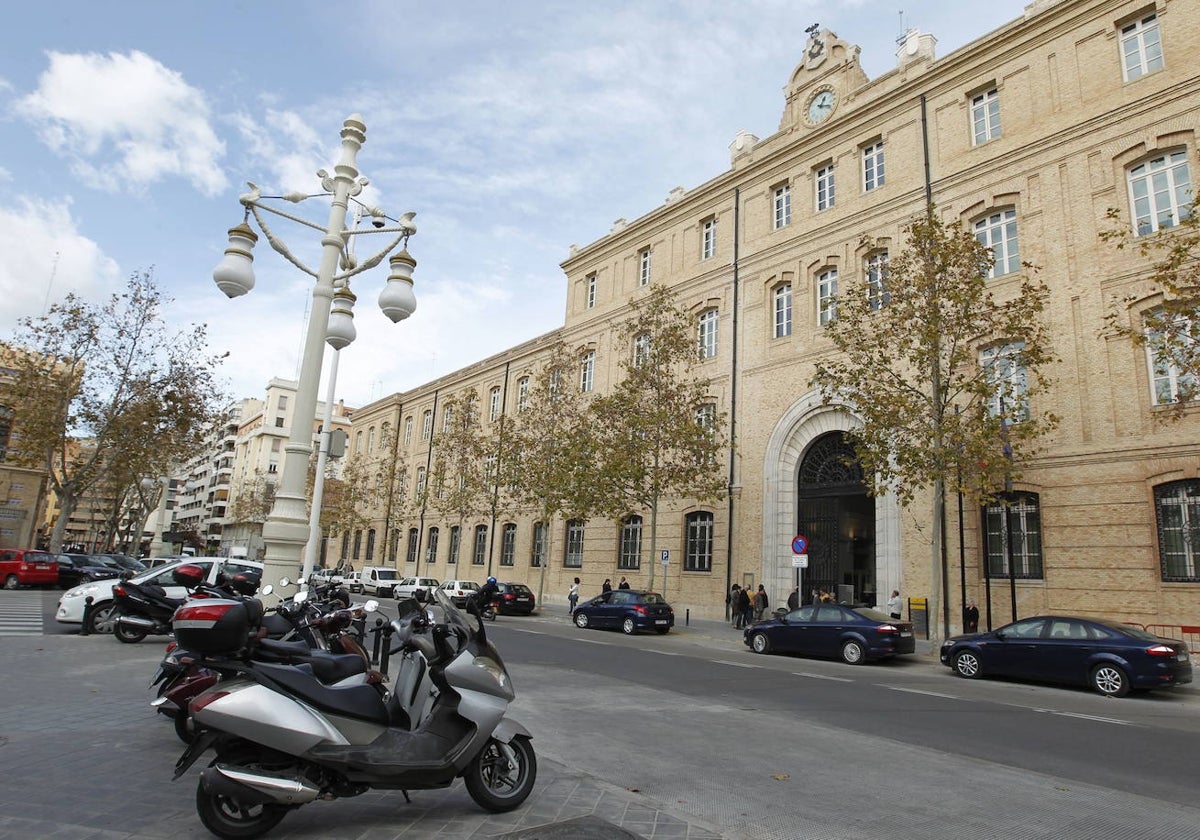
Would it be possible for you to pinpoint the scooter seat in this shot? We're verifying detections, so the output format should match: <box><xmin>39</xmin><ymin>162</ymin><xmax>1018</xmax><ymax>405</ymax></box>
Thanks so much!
<box><xmin>252</xmin><ymin>661</ymin><xmax>388</xmax><ymax>725</ymax></box>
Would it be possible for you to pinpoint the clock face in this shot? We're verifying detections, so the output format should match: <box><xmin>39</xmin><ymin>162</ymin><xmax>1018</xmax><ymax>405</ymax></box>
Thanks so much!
<box><xmin>807</xmin><ymin>90</ymin><xmax>835</xmax><ymax>124</ymax></box>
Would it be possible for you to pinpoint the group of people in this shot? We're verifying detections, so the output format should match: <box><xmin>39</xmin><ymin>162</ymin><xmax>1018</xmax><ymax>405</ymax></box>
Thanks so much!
<box><xmin>727</xmin><ymin>583</ymin><xmax>770</xmax><ymax>629</ymax></box>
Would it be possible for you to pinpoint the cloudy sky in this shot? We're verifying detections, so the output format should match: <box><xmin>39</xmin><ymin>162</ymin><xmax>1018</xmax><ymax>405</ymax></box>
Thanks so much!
<box><xmin>0</xmin><ymin>0</ymin><xmax>1029</xmax><ymax>408</ymax></box>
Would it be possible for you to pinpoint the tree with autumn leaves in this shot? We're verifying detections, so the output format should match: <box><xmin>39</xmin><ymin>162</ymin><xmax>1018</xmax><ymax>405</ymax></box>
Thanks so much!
<box><xmin>812</xmin><ymin>212</ymin><xmax>1057</xmax><ymax>639</ymax></box>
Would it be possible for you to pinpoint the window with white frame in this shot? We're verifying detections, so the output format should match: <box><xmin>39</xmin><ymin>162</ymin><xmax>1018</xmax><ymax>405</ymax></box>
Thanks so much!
<box><xmin>862</xmin><ymin>141</ymin><xmax>885</xmax><ymax>191</ymax></box>
<box><xmin>1145</xmin><ymin>310</ymin><xmax>1197</xmax><ymax>405</ymax></box>
<box><xmin>618</xmin><ymin>516</ymin><xmax>642</xmax><ymax>569</ymax></box>
<box><xmin>773</xmin><ymin>283</ymin><xmax>792</xmax><ymax>338</ymax></box>
<box><xmin>817</xmin><ymin>268</ymin><xmax>838</xmax><ymax>326</ymax></box>
<box><xmin>639</xmin><ymin>248</ymin><xmax>652</xmax><ymax>286</ymax></box>
<box><xmin>1156</xmin><ymin>480</ymin><xmax>1200</xmax><ymax>581</ymax></box>
<box><xmin>971</xmin><ymin>87</ymin><xmax>1001</xmax><ymax>145</ymax></box>
<box><xmin>564</xmin><ymin>519</ymin><xmax>584</xmax><ymax>567</ymax></box>
<box><xmin>421</xmin><ymin>410</ymin><xmax>432</xmax><ymax>440</ymax></box>
<box><xmin>685</xmin><ymin>511</ymin><xmax>714</xmax><ymax>572</ymax></box>
<box><xmin>982</xmin><ymin>492</ymin><xmax>1043</xmax><ymax>579</ymax></box>
<box><xmin>815</xmin><ymin>163</ymin><xmax>835</xmax><ymax>211</ymax></box>
<box><xmin>974</xmin><ymin>208</ymin><xmax>1020</xmax><ymax>277</ymax></box>
<box><xmin>472</xmin><ymin>525</ymin><xmax>487</xmax><ymax>565</ymax></box>
<box><xmin>773</xmin><ymin>184</ymin><xmax>791</xmax><ymax>229</ymax></box>
<box><xmin>517</xmin><ymin>377</ymin><xmax>530</xmax><ymax>412</ymax></box>
<box><xmin>698</xmin><ymin>309</ymin><xmax>718</xmax><ymax>359</ymax></box>
<box><xmin>633</xmin><ymin>332</ymin><xmax>651</xmax><ymax>368</ymax></box>
<box><xmin>580</xmin><ymin>350</ymin><xmax>595</xmax><ymax>393</ymax></box>
<box><xmin>403</xmin><ymin>416</ymin><xmax>413</xmax><ymax>445</ymax></box>
<box><xmin>586</xmin><ymin>273</ymin><xmax>597</xmax><ymax>309</ymax></box>
<box><xmin>489</xmin><ymin>386</ymin><xmax>502</xmax><ymax>421</ymax></box>
<box><xmin>500</xmin><ymin>523</ymin><xmax>516</xmax><ymax>566</ymax></box>
<box><xmin>981</xmin><ymin>341</ymin><xmax>1029</xmax><ymax>420</ymax></box>
<box><xmin>1128</xmin><ymin>151</ymin><xmax>1193</xmax><ymax>235</ymax></box>
<box><xmin>1120</xmin><ymin>12</ymin><xmax>1163</xmax><ymax>81</ymax></box>
<box><xmin>701</xmin><ymin>218</ymin><xmax>717</xmax><ymax>260</ymax></box>
<box><xmin>531</xmin><ymin>521</ymin><xmax>546</xmax><ymax>567</ymax></box>
<box><xmin>866</xmin><ymin>251</ymin><xmax>890</xmax><ymax>311</ymax></box>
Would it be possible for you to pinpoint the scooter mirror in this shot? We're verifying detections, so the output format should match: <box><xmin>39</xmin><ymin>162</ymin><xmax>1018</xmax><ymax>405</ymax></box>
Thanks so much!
<box><xmin>260</xmin><ymin>584</ymin><xmax>274</xmax><ymax>597</ymax></box>
<box><xmin>363</xmin><ymin>599</ymin><xmax>379</xmax><ymax>613</ymax></box>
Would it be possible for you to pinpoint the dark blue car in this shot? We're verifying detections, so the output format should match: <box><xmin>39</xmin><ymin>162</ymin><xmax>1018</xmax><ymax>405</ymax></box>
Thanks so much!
<box><xmin>743</xmin><ymin>603</ymin><xmax>916</xmax><ymax>664</ymax></box>
<box><xmin>939</xmin><ymin>615</ymin><xmax>1193</xmax><ymax>697</ymax></box>
<box><xmin>573</xmin><ymin>590</ymin><xmax>674</xmax><ymax>635</ymax></box>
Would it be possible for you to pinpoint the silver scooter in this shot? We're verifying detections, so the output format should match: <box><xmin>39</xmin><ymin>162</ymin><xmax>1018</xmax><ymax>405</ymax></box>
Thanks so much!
<box><xmin>172</xmin><ymin>588</ymin><xmax>536</xmax><ymax>839</ymax></box>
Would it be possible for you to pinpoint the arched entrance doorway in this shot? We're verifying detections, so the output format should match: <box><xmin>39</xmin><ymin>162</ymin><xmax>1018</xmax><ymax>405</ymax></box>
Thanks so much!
<box><xmin>797</xmin><ymin>431</ymin><xmax>876</xmax><ymax>606</ymax></box>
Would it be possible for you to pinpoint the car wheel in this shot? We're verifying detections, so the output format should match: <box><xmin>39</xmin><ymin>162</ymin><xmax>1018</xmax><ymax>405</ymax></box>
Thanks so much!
<box><xmin>87</xmin><ymin>601</ymin><xmax>117</xmax><ymax>634</ymax></box>
<box><xmin>840</xmin><ymin>639</ymin><xmax>866</xmax><ymax>665</ymax></box>
<box><xmin>750</xmin><ymin>632</ymin><xmax>771</xmax><ymax>654</ymax></box>
<box><xmin>622</xmin><ymin>617</ymin><xmax>637</xmax><ymax>635</ymax></box>
<box><xmin>3</xmin><ymin>574</ymin><xmax>19</xmax><ymax>590</ymax></box>
<box><xmin>574</xmin><ymin>612</ymin><xmax>589</xmax><ymax>629</ymax></box>
<box><xmin>1091</xmin><ymin>663</ymin><xmax>1130</xmax><ymax>697</ymax></box>
<box><xmin>953</xmin><ymin>649</ymin><xmax>982</xmax><ymax>679</ymax></box>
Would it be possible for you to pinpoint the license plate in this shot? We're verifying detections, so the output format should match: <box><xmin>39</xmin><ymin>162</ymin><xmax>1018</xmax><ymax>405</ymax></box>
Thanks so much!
<box><xmin>655</xmin><ymin>619</ymin><xmax>668</xmax><ymax>625</ymax></box>
<box><xmin>900</xmin><ymin>631</ymin><xmax>912</xmax><ymax>637</ymax></box>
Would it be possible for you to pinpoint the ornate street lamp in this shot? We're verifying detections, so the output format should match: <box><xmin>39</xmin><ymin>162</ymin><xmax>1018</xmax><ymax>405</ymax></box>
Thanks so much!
<box><xmin>213</xmin><ymin>114</ymin><xmax>417</xmax><ymax>594</ymax></box>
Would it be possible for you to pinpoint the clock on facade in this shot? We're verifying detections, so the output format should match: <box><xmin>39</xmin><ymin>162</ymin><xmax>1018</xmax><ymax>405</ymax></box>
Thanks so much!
<box><xmin>806</xmin><ymin>88</ymin><xmax>836</xmax><ymax>125</ymax></box>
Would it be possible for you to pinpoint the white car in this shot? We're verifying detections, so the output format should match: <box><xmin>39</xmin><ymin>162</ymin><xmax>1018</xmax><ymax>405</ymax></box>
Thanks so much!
<box><xmin>439</xmin><ymin>579</ymin><xmax>481</xmax><ymax>607</ymax></box>
<box><xmin>393</xmin><ymin>576</ymin><xmax>440</xmax><ymax>600</ymax></box>
<box><xmin>56</xmin><ymin>558</ymin><xmax>263</xmax><ymax>634</ymax></box>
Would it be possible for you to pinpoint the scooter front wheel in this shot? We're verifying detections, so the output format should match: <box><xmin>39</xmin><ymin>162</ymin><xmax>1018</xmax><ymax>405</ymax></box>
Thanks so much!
<box><xmin>463</xmin><ymin>735</ymin><xmax>537</xmax><ymax>812</ymax></box>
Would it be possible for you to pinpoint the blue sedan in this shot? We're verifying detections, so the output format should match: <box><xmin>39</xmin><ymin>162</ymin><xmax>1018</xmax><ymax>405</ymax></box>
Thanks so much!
<box><xmin>573</xmin><ymin>590</ymin><xmax>674</xmax><ymax>635</ymax></box>
<box><xmin>743</xmin><ymin>604</ymin><xmax>916</xmax><ymax>664</ymax></box>
<box><xmin>940</xmin><ymin>615</ymin><xmax>1192</xmax><ymax>697</ymax></box>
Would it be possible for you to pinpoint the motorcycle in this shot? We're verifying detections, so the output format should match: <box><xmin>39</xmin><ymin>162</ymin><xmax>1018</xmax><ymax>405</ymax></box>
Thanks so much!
<box><xmin>172</xmin><ymin>587</ymin><xmax>536</xmax><ymax>838</ymax></box>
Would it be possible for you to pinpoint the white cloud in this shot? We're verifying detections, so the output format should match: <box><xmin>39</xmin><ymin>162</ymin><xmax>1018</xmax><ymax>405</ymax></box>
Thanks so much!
<box><xmin>15</xmin><ymin>50</ymin><xmax>227</xmax><ymax>196</ymax></box>
<box><xmin>0</xmin><ymin>195</ymin><xmax>121</xmax><ymax>332</ymax></box>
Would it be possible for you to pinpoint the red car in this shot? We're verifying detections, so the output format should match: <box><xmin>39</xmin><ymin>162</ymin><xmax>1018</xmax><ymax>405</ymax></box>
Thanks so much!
<box><xmin>1</xmin><ymin>549</ymin><xmax>61</xmax><ymax>589</ymax></box>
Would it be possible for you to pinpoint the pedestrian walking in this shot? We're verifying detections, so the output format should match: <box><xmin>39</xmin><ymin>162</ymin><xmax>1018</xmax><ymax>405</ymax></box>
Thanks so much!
<box><xmin>568</xmin><ymin>577</ymin><xmax>580</xmax><ymax>614</ymax></box>
<box><xmin>886</xmin><ymin>589</ymin><xmax>903</xmax><ymax>620</ymax></box>
<box><xmin>963</xmin><ymin>598</ymin><xmax>979</xmax><ymax>633</ymax></box>
<box><xmin>753</xmin><ymin>585</ymin><xmax>768</xmax><ymax>621</ymax></box>
<box><xmin>602</xmin><ymin>578</ymin><xmax>613</xmax><ymax>593</ymax></box>
<box><xmin>787</xmin><ymin>586</ymin><xmax>799</xmax><ymax>611</ymax></box>
<box><xmin>618</xmin><ymin>577</ymin><xmax>630</xmax><ymax>589</ymax></box>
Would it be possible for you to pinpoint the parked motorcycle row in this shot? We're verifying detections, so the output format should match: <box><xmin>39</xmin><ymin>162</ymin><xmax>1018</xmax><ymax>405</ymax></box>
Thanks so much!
<box><xmin>117</xmin><ymin>564</ymin><xmax>537</xmax><ymax>839</ymax></box>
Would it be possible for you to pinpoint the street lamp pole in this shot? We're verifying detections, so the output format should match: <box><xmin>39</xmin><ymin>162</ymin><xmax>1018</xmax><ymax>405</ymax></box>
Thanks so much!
<box><xmin>212</xmin><ymin>114</ymin><xmax>417</xmax><ymax>596</ymax></box>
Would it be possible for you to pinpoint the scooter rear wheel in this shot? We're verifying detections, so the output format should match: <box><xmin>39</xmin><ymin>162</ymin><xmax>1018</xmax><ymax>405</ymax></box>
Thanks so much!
<box><xmin>463</xmin><ymin>734</ymin><xmax>537</xmax><ymax>812</ymax></box>
<box><xmin>114</xmin><ymin>622</ymin><xmax>148</xmax><ymax>644</ymax></box>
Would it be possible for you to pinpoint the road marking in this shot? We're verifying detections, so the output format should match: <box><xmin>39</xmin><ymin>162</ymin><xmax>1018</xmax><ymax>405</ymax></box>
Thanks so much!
<box><xmin>881</xmin><ymin>685</ymin><xmax>962</xmax><ymax>700</ymax></box>
<box><xmin>791</xmin><ymin>671</ymin><xmax>853</xmax><ymax>682</ymax></box>
<box><xmin>1035</xmin><ymin>709</ymin><xmax>1136</xmax><ymax>726</ymax></box>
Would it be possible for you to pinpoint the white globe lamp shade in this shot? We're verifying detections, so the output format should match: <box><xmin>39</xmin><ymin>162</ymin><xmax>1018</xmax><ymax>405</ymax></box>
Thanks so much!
<box><xmin>379</xmin><ymin>249</ymin><xmax>417</xmax><ymax>323</ymax></box>
<box><xmin>326</xmin><ymin>288</ymin><xmax>358</xmax><ymax>351</ymax></box>
<box><xmin>213</xmin><ymin>223</ymin><xmax>258</xmax><ymax>298</ymax></box>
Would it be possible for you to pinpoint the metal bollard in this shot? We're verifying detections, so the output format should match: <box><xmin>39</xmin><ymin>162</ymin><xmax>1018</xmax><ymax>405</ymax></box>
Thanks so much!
<box><xmin>80</xmin><ymin>596</ymin><xmax>94</xmax><ymax>636</ymax></box>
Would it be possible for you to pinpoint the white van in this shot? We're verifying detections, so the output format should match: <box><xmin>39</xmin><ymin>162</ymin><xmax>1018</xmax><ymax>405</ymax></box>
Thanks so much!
<box><xmin>360</xmin><ymin>566</ymin><xmax>401</xmax><ymax>597</ymax></box>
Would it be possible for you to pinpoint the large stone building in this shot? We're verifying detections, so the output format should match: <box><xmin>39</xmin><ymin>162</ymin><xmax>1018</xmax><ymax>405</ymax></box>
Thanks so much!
<box><xmin>346</xmin><ymin>0</ymin><xmax>1199</xmax><ymax>635</ymax></box>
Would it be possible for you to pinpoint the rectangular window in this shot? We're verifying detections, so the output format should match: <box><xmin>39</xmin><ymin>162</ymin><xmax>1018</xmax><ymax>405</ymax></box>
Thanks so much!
<box><xmin>866</xmin><ymin>251</ymin><xmax>890</xmax><ymax>311</ymax></box>
<box><xmin>817</xmin><ymin>268</ymin><xmax>838</xmax><ymax>326</ymax></box>
<box><xmin>1128</xmin><ymin>151</ymin><xmax>1193</xmax><ymax>235</ymax></box>
<box><xmin>685</xmin><ymin>512</ymin><xmax>714</xmax><ymax>572</ymax></box>
<box><xmin>815</xmin><ymin>164</ymin><xmax>835</xmax><ymax>211</ymax></box>
<box><xmin>981</xmin><ymin>341</ymin><xmax>1029</xmax><ymax>420</ymax></box>
<box><xmin>698</xmin><ymin>310</ymin><xmax>718</xmax><ymax>359</ymax></box>
<box><xmin>974</xmin><ymin>208</ymin><xmax>1020</xmax><ymax>277</ymax></box>
<box><xmin>774</xmin><ymin>284</ymin><xmax>792</xmax><ymax>338</ymax></box>
<box><xmin>773</xmin><ymin>184</ymin><xmax>791</xmax><ymax>229</ymax></box>
<box><xmin>971</xmin><ymin>88</ymin><xmax>1001</xmax><ymax>145</ymax></box>
<box><xmin>618</xmin><ymin>517</ymin><xmax>642</xmax><ymax>570</ymax></box>
<box><xmin>586</xmin><ymin>273</ymin><xmax>597</xmax><ymax>309</ymax></box>
<box><xmin>1120</xmin><ymin>13</ymin><xmax>1163</xmax><ymax>81</ymax></box>
<box><xmin>862</xmin><ymin>141</ymin><xmax>885</xmax><ymax>191</ymax></box>
<box><xmin>982</xmin><ymin>493</ymin><xmax>1043</xmax><ymax>579</ymax></box>
<box><xmin>701</xmin><ymin>218</ymin><xmax>717</xmax><ymax>260</ymax></box>
<box><xmin>472</xmin><ymin>525</ymin><xmax>487</xmax><ymax>565</ymax></box>
<box><xmin>564</xmin><ymin>520</ymin><xmax>584</xmax><ymax>568</ymax></box>
<box><xmin>639</xmin><ymin>248</ymin><xmax>652</xmax><ymax>286</ymax></box>
<box><xmin>501</xmin><ymin>523</ymin><xmax>516</xmax><ymax>566</ymax></box>
<box><xmin>580</xmin><ymin>351</ymin><xmax>595</xmax><ymax>393</ymax></box>
<box><xmin>1156</xmin><ymin>481</ymin><xmax>1200</xmax><ymax>581</ymax></box>
<box><xmin>531</xmin><ymin>521</ymin><xmax>546</xmax><ymax>567</ymax></box>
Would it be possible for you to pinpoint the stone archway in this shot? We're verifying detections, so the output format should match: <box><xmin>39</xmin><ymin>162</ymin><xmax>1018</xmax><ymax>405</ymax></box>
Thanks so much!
<box><xmin>760</xmin><ymin>392</ymin><xmax>900</xmax><ymax>608</ymax></box>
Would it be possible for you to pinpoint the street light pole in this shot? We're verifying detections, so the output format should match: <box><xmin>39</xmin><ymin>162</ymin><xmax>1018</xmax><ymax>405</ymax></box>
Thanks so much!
<box><xmin>212</xmin><ymin>114</ymin><xmax>417</xmax><ymax>598</ymax></box>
